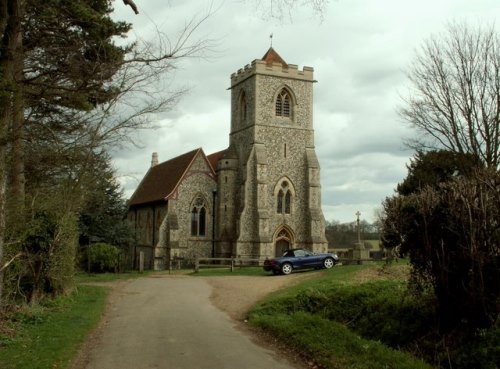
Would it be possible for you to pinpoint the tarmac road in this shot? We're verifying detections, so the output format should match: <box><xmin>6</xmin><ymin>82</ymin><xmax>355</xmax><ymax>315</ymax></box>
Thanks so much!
<box><xmin>81</xmin><ymin>275</ymin><xmax>301</xmax><ymax>369</ymax></box>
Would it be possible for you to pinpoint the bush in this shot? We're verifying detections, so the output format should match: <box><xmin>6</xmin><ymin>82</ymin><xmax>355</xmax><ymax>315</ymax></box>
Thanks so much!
<box><xmin>250</xmin><ymin>311</ymin><xmax>432</xmax><ymax>369</ymax></box>
<box><xmin>88</xmin><ymin>243</ymin><xmax>121</xmax><ymax>273</ymax></box>
<box><xmin>251</xmin><ymin>277</ymin><xmax>499</xmax><ymax>369</ymax></box>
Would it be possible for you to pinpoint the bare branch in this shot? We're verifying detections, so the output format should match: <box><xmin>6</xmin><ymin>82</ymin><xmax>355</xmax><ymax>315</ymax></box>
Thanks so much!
<box><xmin>123</xmin><ymin>0</ymin><xmax>139</xmax><ymax>15</ymax></box>
<box><xmin>400</xmin><ymin>22</ymin><xmax>500</xmax><ymax>169</ymax></box>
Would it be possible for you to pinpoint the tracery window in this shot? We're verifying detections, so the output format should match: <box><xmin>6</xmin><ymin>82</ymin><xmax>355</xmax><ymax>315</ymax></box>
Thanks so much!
<box><xmin>190</xmin><ymin>197</ymin><xmax>207</xmax><ymax>236</ymax></box>
<box><xmin>285</xmin><ymin>191</ymin><xmax>291</xmax><ymax>214</ymax></box>
<box><xmin>277</xmin><ymin>181</ymin><xmax>292</xmax><ymax>214</ymax></box>
<box><xmin>277</xmin><ymin>190</ymin><xmax>284</xmax><ymax>213</ymax></box>
<box><xmin>275</xmin><ymin>89</ymin><xmax>291</xmax><ymax>117</ymax></box>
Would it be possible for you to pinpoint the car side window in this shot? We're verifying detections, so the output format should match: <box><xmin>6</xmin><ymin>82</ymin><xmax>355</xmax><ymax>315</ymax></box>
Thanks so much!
<box><xmin>295</xmin><ymin>250</ymin><xmax>305</xmax><ymax>257</ymax></box>
<box><xmin>284</xmin><ymin>250</ymin><xmax>295</xmax><ymax>257</ymax></box>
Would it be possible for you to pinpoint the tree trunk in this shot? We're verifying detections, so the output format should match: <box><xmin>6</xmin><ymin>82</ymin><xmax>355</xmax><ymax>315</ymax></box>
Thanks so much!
<box><xmin>0</xmin><ymin>0</ymin><xmax>23</xmax><ymax>308</ymax></box>
<box><xmin>8</xmin><ymin>8</ymin><xmax>24</xmax><ymax>222</ymax></box>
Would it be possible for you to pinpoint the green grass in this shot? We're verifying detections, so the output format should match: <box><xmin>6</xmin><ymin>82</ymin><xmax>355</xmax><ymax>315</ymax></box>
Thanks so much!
<box><xmin>251</xmin><ymin>312</ymin><xmax>431</xmax><ymax>369</ymax></box>
<box><xmin>0</xmin><ymin>285</ymin><xmax>108</xmax><ymax>369</ymax></box>
<box><xmin>74</xmin><ymin>270</ymin><xmax>155</xmax><ymax>283</ymax></box>
<box><xmin>249</xmin><ymin>263</ymin><xmax>433</xmax><ymax>369</ymax></box>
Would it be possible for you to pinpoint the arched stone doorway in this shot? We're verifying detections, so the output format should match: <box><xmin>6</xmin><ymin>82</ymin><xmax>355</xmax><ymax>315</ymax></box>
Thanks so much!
<box><xmin>274</xmin><ymin>227</ymin><xmax>293</xmax><ymax>257</ymax></box>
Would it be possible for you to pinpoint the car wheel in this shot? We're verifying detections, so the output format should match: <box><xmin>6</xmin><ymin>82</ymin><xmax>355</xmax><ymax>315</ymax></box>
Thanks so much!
<box><xmin>323</xmin><ymin>257</ymin><xmax>335</xmax><ymax>269</ymax></box>
<box><xmin>281</xmin><ymin>263</ymin><xmax>293</xmax><ymax>275</ymax></box>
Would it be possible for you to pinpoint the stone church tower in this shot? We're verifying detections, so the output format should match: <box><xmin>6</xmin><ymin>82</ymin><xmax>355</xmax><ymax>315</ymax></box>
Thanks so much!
<box><xmin>128</xmin><ymin>48</ymin><xmax>327</xmax><ymax>270</ymax></box>
<box><xmin>215</xmin><ymin>48</ymin><xmax>328</xmax><ymax>259</ymax></box>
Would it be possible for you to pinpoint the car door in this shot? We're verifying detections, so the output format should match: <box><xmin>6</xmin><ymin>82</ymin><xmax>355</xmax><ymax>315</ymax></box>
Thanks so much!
<box><xmin>292</xmin><ymin>249</ymin><xmax>307</xmax><ymax>269</ymax></box>
<box><xmin>303</xmin><ymin>250</ymin><xmax>322</xmax><ymax>268</ymax></box>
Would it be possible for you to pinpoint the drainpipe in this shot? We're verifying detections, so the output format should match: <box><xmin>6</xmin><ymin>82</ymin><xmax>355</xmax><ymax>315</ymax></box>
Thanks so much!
<box><xmin>212</xmin><ymin>188</ymin><xmax>217</xmax><ymax>257</ymax></box>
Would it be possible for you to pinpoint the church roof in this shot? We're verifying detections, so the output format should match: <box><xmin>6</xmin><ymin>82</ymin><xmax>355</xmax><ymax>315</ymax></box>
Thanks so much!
<box><xmin>207</xmin><ymin>149</ymin><xmax>226</xmax><ymax>172</ymax></box>
<box><xmin>128</xmin><ymin>148</ymin><xmax>204</xmax><ymax>206</ymax></box>
<box><xmin>261</xmin><ymin>47</ymin><xmax>288</xmax><ymax>67</ymax></box>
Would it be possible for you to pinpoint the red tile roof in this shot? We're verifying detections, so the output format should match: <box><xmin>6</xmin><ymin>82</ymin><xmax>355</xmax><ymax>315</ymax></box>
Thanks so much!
<box><xmin>262</xmin><ymin>47</ymin><xmax>288</xmax><ymax>67</ymax></box>
<box><xmin>128</xmin><ymin>149</ymin><xmax>201</xmax><ymax>206</ymax></box>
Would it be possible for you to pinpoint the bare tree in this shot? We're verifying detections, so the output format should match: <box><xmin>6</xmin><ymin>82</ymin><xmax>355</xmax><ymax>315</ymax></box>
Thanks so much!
<box><xmin>0</xmin><ymin>0</ymin><xmax>214</xmax><ymax>307</ymax></box>
<box><xmin>401</xmin><ymin>22</ymin><xmax>500</xmax><ymax>169</ymax></box>
<box><xmin>248</xmin><ymin>0</ymin><xmax>329</xmax><ymax>22</ymax></box>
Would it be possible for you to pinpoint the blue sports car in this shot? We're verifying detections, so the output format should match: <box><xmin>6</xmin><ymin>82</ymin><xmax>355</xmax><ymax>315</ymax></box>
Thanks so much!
<box><xmin>263</xmin><ymin>248</ymin><xmax>339</xmax><ymax>275</ymax></box>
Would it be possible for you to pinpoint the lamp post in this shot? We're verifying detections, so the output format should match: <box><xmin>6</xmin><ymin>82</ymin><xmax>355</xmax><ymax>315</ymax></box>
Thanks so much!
<box><xmin>212</xmin><ymin>188</ymin><xmax>217</xmax><ymax>258</ymax></box>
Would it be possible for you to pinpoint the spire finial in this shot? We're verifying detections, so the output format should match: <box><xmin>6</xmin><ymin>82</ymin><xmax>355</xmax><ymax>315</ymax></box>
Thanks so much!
<box><xmin>269</xmin><ymin>33</ymin><xmax>273</xmax><ymax>47</ymax></box>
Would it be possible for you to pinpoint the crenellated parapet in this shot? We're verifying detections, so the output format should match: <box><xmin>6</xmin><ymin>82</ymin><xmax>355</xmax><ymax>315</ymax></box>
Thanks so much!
<box><xmin>231</xmin><ymin>60</ymin><xmax>314</xmax><ymax>87</ymax></box>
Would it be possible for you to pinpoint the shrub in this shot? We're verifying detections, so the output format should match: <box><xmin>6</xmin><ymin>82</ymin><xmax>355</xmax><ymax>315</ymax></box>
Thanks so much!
<box><xmin>88</xmin><ymin>243</ymin><xmax>121</xmax><ymax>273</ymax></box>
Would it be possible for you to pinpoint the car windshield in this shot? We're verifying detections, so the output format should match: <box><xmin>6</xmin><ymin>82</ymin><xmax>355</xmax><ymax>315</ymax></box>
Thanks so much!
<box><xmin>282</xmin><ymin>249</ymin><xmax>315</xmax><ymax>257</ymax></box>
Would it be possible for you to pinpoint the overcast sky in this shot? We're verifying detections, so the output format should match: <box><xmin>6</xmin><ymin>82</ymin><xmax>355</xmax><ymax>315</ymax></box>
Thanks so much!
<box><xmin>110</xmin><ymin>0</ymin><xmax>500</xmax><ymax>224</ymax></box>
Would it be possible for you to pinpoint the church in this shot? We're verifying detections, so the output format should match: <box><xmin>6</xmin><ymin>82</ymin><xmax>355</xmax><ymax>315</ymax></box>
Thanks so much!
<box><xmin>127</xmin><ymin>48</ymin><xmax>328</xmax><ymax>270</ymax></box>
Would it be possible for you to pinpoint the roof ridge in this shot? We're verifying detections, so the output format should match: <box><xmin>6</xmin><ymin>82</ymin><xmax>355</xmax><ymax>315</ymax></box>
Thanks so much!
<box><xmin>261</xmin><ymin>47</ymin><xmax>287</xmax><ymax>67</ymax></box>
<box><xmin>165</xmin><ymin>148</ymin><xmax>203</xmax><ymax>200</ymax></box>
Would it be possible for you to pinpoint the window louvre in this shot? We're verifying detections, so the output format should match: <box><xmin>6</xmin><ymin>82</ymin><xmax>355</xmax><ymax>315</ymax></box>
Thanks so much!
<box><xmin>275</xmin><ymin>89</ymin><xmax>292</xmax><ymax>117</ymax></box>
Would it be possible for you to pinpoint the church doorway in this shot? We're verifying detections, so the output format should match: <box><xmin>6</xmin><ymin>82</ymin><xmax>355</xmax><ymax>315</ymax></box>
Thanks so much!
<box><xmin>274</xmin><ymin>227</ymin><xmax>293</xmax><ymax>257</ymax></box>
<box><xmin>275</xmin><ymin>239</ymin><xmax>289</xmax><ymax>257</ymax></box>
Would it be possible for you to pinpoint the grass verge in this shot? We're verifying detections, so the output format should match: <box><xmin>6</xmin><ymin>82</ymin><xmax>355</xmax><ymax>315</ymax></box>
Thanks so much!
<box><xmin>0</xmin><ymin>285</ymin><xmax>108</xmax><ymax>369</ymax></box>
<box><xmin>249</xmin><ymin>263</ymin><xmax>433</xmax><ymax>369</ymax></box>
<box><xmin>74</xmin><ymin>270</ymin><xmax>155</xmax><ymax>283</ymax></box>
<box><xmin>190</xmin><ymin>266</ymin><xmax>269</xmax><ymax>276</ymax></box>
<box><xmin>251</xmin><ymin>312</ymin><xmax>431</xmax><ymax>369</ymax></box>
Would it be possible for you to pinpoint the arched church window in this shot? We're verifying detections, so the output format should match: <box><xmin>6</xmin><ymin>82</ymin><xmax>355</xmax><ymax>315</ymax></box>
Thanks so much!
<box><xmin>277</xmin><ymin>181</ymin><xmax>293</xmax><ymax>214</ymax></box>
<box><xmin>277</xmin><ymin>190</ymin><xmax>284</xmax><ymax>213</ymax></box>
<box><xmin>285</xmin><ymin>191</ymin><xmax>291</xmax><ymax>214</ymax></box>
<box><xmin>190</xmin><ymin>196</ymin><xmax>207</xmax><ymax>237</ymax></box>
<box><xmin>190</xmin><ymin>208</ymin><xmax>198</xmax><ymax>236</ymax></box>
<box><xmin>275</xmin><ymin>89</ymin><xmax>291</xmax><ymax>117</ymax></box>
<box><xmin>199</xmin><ymin>207</ymin><xmax>206</xmax><ymax>236</ymax></box>
<box><xmin>240</xmin><ymin>91</ymin><xmax>247</xmax><ymax>122</ymax></box>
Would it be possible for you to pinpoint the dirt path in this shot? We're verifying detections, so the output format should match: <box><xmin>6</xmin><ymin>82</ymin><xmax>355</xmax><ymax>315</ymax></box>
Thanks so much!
<box><xmin>72</xmin><ymin>272</ymin><xmax>318</xmax><ymax>369</ymax></box>
<box><xmin>205</xmin><ymin>272</ymin><xmax>318</xmax><ymax>321</ymax></box>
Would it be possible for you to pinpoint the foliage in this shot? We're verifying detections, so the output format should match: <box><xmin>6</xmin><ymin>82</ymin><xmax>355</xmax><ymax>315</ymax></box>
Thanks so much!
<box><xmin>380</xmin><ymin>148</ymin><xmax>500</xmax><ymax>365</ymax></box>
<box><xmin>251</xmin><ymin>312</ymin><xmax>432</xmax><ymax>369</ymax></box>
<box><xmin>382</xmin><ymin>149</ymin><xmax>500</xmax><ymax>334</ymax></box>
<box><xmin>250</xmin><ymin>264</ymin><xmax>499</xmax><ymax>369</ymax></box>
<box><xmin>78</xmin><ymin>153</ymin><xmax>134</xmax><ymax>251</ymax></box>
<box><xmin>0</xmin><ymin>0</ymin><xmax>212</xmax><ymax>307</ymax></box>
<box><xmin>88</xmin><ymin>243</ymin><xmax>121</xmax><ymax>273</ymax></box>
<box><xmin>401</xmin><ymin>22</ymin><xmax>500</xmax><ymax>168</ymax></box>
<box><xmin>325</xmin><ymin>220</ymin><xmax>379</xmax><ymax>249</ymax></box>
<box><xmin>0</xmin><ymin>285</ymin><xmax>108</xmax><ymax>369</ymax></box>
<box><xmin>22</xmin><ymin>0</ymin><xmax>131</xmax><ymax>115</ymax></box>
<box><xmin>394</xmin><ymin>172</ymin><xmax>499</xmax><ymax>332</ymax></box>
<box><xmin>1</xmin><ymin>187</ymin><xmax>79</xmax><ymax>304</ymax></box>
<box><xmin>396</xmin><ymin>150</ymin><xmax>482</xmax><ymax>195</ymax></box>
<box><xmin>249</xmin><ymin>265</ymin><xmax>433</xmax><ymax>369</ymax></box>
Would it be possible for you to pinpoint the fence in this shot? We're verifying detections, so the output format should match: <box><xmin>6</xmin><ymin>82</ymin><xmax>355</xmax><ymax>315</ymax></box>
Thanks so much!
<box><xmin>194</xmin><ymin>257</ymin><xmax>263</xmax><ymax>273</ymax></box>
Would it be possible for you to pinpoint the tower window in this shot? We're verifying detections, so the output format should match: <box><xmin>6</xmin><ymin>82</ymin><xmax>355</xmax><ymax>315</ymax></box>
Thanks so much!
<box><xmin>277</xmin><ymin>181</ymin><xmax>293</xmax><ymax>214</ymax></box>
<box><xmin>277</xmin><ymin>190</ymin><xmax>284</xmax><ymax>213</ymax></box>
<box><xmin>240</xmin><ymin>90</ymin><xmax>247</xmax><ymax>122</ymax></box>
<box><xmin>285</xmin><ymin>191</ymin><xmax>291</xmax><ymax>214</ymax></box>
<box><xmin>190</xmin><ymin>197</ymin><xmax>207</xmax><ymax>237</ymax></box>
<box><xmin>276</xmin><ymin>89</ymin><xmax>291</xmax><ymax>117</ymax></box>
